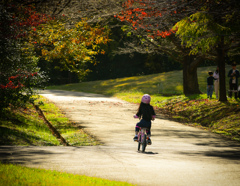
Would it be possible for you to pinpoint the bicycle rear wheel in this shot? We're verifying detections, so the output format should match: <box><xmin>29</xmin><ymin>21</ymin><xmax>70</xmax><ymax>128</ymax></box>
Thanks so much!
<box><xmin>142</xmin><ymin>134</ymin><xmax>147</xmax><ymax>152</ymax></box>
<box><xmin>138</xmin><ymin>135</ymin><xmax>141</xmax><ymax>151</ymax></box>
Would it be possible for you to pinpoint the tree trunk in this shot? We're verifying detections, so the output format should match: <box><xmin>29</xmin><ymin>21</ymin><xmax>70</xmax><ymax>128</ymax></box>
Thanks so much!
<box><xmin>182</xmin><ymin>55</ymin><xmax>202</xmax><ymax>95</ymax></box>
<box><xmin>32</xmin><ymin>104</ymin><xmax>70</xmax><ymax>146</ymax></box>
<box><xmin>217</xmin><ymin>37</ymin><xmax>227</xmax><ymax>102</ymax></box>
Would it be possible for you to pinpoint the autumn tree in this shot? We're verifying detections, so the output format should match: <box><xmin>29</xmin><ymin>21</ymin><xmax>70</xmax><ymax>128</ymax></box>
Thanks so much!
<box><xmin>113</xmin><ymin>0</ymin><xmax>211</xmax><ymax>95</ymax></box>
<box><xmin>1</xmin><ymin>0</ymin><xmax>112</xmax><ymax>95</ymax></box>
<box><xmin>10</xmin><ymin>0</ymin><xmax>112</xmax><ymax>82</ymax></box>
<box><xmin>0</xmin><ymin>1</ymin><xmax>51</xmax><ymax>111</ymax></box>
<box><xmin>28</xmin><ymin>17</ymin><xmax>110</xmax><ymax>81</ymax></box>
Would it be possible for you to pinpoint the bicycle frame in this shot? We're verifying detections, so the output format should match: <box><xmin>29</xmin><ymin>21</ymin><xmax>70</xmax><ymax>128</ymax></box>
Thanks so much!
<box><xmin>137</xmin><ymin>127</ymin><xmax>148</xmax><ymax>152</ymax></box>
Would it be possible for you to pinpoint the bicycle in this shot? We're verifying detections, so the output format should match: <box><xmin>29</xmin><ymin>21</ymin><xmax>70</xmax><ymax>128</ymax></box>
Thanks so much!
<box><xmin>137</xmin><ymin>127</ymin><xmax>150</xmax><ymax>152</ymax></box>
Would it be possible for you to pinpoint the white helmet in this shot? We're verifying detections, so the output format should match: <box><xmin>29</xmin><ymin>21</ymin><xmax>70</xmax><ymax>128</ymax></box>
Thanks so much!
<box><xmin>141</xmin><ymin>94</ymin><xmax>151</xmax><ymax>104</ymax></box>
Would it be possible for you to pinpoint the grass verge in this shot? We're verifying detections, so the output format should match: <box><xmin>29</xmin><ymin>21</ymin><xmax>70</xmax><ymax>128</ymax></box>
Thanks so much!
<box><xmin>0</xmin><ymin>163</ymin><xmax>134</xmax><ymax>186</ymax></box>
<box><xmin>0</xmin><ymin>96</ymin><xmax>99</xmax><ymax>146</ymax></box>
<box><xmin>47</xmin><ymin>66</ymin><xmax>240</xmax><ymax>142</ymax></box>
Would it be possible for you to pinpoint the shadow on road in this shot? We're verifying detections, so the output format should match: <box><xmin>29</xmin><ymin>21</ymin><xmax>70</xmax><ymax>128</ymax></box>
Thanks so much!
<box><xmin>143</xmin><ymin>151</ymin><xmax>159</xmax><ymax>155</ymax></box>
<box><xmin>153</xmin><ymin>128</ymin><xmax>240</xmax><ymax>161</ymax></box>
<box><xmin>0</xmin><ymin>146</ymin><xmax>62</xmax><ymax>165</ymax></box>
<box><xmin>179</xmin><ymin>150</ymin><xmax>240</xmax><ymax>161</ymax></box>
<box><xmin>137</xmin><ymin>151</ymin><xmax>158</xmax><ymax>155</ymax></box>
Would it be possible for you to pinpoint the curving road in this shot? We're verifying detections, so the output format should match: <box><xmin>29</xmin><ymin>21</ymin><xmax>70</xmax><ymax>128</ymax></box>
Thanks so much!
<box><xmin>1</xmin><ymin>90</ymin><xmax>240</xmax><ymax>186</ymax></box>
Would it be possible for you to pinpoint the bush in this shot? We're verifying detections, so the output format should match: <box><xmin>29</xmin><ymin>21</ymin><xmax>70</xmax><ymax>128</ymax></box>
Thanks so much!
<box><xmin>0</xmin><ymin>3</ymin><xmax>48</xmax><ymax>112</ymax></box>
<box><xmin>0</xmin><ymin>69</ymin><xmax>48</xmax><ymax>111</ymax></box>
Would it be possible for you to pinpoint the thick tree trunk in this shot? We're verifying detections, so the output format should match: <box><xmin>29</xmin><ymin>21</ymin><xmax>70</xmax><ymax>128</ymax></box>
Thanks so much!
<box><xmin>182</xmin><ymin>55</ymin><xmax>202</xmax><ymax>95</ymax></box>
<box><xmin>217</xmin><ymin>37</ymin><xmax>227</xmax><ymax>102</ymax></box>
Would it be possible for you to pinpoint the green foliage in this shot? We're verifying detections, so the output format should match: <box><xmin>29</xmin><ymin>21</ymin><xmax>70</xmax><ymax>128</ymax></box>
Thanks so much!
<box><xmin>174</xmin><ymin>12</ymin><xmax>231</xmax><ymax>55</ymax></box>
<box><xmin>31</xmin><ymin>19</ymin><xmax>110</xmax><ymax>80</ymax></box>
<box><xmin>0</xmin><ymin>163</ymin><xmax>134</xmax><ymax>186</ymax></box>
<box><xmin>173</xmin><ymin>4</ymin><xmax>239</xmax><ymax>57</ymax></box>
<box><xmin>0</xmin><ymin>3</ymin><xmax>49</xmax><ymax>111</ymax></box>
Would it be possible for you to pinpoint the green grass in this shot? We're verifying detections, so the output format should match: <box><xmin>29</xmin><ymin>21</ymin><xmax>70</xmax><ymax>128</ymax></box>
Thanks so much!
<box><xmin>47</xmin><ymin>66</ymin><xmax>230</xmax><ymax>96</ymax></box>
<box><xmin>157</xmin><ymin>97</ymin><xmax>240</xmax><ymax>141</ymax></box>
<box><xmin>0</xmin><ymin>163</ymin><xmax>134</xmax><ymax>186</ymax></box>
<box><xmin>0</xmin><ymin>96</ymin><xmax>99</xmax><ymax>146</ymax></box>
<box><xmin>47</xmin><ymin>65</ymin><xmax>240</xmax><ymax>142</ymax></box>
<box><xmin>48</xmin><ymin>71</ymin><xmax>183</xmax><ymax>95</ymax></box>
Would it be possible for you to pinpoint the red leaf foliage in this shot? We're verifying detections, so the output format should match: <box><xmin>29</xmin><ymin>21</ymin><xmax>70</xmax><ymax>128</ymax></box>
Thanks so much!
<box><xmin>115</xmin><ymin>0</ymin><xmax>178</xmax><ymax>38</ymax></box>
<box><xmin>6</xmin><ymin>4</ymin><xmax>53</xmax><ymax>39</ymax></box>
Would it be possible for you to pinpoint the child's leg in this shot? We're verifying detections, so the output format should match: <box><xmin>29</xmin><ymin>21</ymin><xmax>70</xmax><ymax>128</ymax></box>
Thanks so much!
<box><xmin>233</xmin><ymin>84</ymin><xmax>238</xmax><ymax>99</ymax></box>
<box><xmin>210</xmin><ymin>85</ymin><xmax>214</xmax><ymax>98</ymax></box>
<box><xmin>146</xmin><ymin>129</ymin><xmax>152</xmax><ymax>145</ymax></box>
<box><xmin>133</xmin><ymin>125</ymin><xmax>140</xmax><ymax>141</ymax></box>
<box><xmin>146</xmin><ymin>129</ymin><xmax>151</xmax><ymax>137</ymax></box>
<box><xmin>207</xmin><ymin>86</ymin><xmax>210</xmax><ymax>97</ymax></box>
<box><xmin>135</xmin><ymin>126</ymin><xmax>140</xmax><ymax>134</ymax></box>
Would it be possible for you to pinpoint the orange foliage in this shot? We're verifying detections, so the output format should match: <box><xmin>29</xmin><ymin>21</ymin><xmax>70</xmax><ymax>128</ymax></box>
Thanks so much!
<box><xmin>115</xmin><ymin>0</ymin><xmax>178</xmax><ymax>38</ymax></box>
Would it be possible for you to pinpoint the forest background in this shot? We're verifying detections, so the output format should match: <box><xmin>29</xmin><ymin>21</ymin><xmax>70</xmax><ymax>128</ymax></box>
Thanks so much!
<box><xmin>1</xmin><ymin>0</ymin><xmax>240</xmax><ymax>111</ymax></box>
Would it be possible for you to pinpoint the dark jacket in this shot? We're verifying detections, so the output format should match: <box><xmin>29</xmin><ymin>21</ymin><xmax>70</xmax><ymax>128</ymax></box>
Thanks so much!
<box><xmin>136</xmin><ymin>103</ymin><xmax>156</xmax><ymax>121</ymax></box>
<box><xmin>207</xmin><ymin>76</ymin><xmax>215</xmax><ymax>86</ymax></box>
<box><xmin>228</xmin><ymin>69</ymin><xmax>240</xmax><ymax>85</ymax></box>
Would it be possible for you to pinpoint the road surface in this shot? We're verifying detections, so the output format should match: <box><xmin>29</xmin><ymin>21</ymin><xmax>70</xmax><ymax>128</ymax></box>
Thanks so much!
<box><xmin>1</xmin><ymin>90</ymin><xmax>240</xmax><ymax>186</ymax></box>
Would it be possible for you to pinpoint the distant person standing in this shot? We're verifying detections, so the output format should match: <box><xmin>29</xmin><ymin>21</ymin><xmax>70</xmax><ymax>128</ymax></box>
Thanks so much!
<box><xmin>207</xmin><ymin>71</ymin><xmax>215</xmax><ymax>99</ymax></box>
<box><xmin>228</xmin><ymin>62</ymin><xmax>240</xmax><ymax>99</ymax></box>
<box><xmin>213</xmin><ymin>66</ymin><xmax>219</xmax><ymax>99</ymax></box>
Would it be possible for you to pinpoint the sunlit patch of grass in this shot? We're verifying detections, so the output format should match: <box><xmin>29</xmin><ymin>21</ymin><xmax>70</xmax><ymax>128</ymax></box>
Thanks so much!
<box><xmin>0</xmin><ymin>163</ymin><xmax>134</xmax><ymax>186</ymax></box>
<box><xmin>211</xmin><ymin>114</ymin><xmax>240</xmax><ymax>140</ymax></box>
<box><xmin>157</xmin><ymin>98</ymin><xmax>240</xmax><ymax>141</ymax></box>
<box><xmin>63</xmin><ymin>130</ymin><xmax>100</xmax><ymax>146</ymax></box>
<box><xmin>47</xmin><ymin>66</ymin><xmax>233</xmax><ymax>97</ymax></box>
<box><xmin>47</xmin><ymin>70</ymin><xmax>184</xmax><ymax>95</ymax></box>
<box><xmin>0</xmin><ymin>107</ymin><xmax>60</xmax><ymax>146</ymax></box>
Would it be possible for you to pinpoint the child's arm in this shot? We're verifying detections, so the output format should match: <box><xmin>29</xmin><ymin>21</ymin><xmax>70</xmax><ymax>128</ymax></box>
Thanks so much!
<box><xmin>151</xmin><ymin>106</ymin><xmax>156</xmax><ymax>120</ymax></box>
<box><xmin>228</xmin><ymin>70</ymin><xmax>233</xmax><ymax>77</ymax></box>
<box><xmin>133</xmin><ymin>114</ymin><xmax>139</xmax><ymax>118</ymax></box>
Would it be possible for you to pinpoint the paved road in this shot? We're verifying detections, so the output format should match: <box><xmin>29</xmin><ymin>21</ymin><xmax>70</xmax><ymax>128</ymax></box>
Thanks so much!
<box><xmin>1</xmin><ymin>90</ymin><xmax>240</xmax><ymax>186</ymax></box>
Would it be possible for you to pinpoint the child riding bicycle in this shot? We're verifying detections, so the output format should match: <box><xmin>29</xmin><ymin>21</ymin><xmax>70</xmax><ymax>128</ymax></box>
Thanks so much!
<box><xmin>133</xmin><ymin>94</ymin><xmax>156</xmax><ymax>144</ymax></box>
